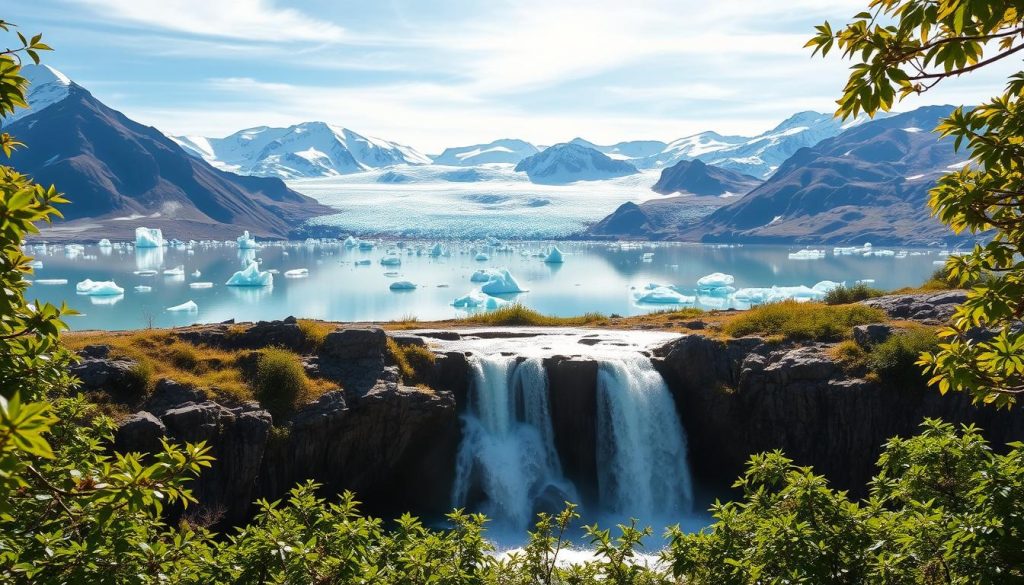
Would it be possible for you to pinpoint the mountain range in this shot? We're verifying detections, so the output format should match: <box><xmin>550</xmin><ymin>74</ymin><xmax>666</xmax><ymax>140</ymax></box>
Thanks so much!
<box><xmin>651</xmin><ymin>159</ymin><xmax>761</xmax><ymax>196</ymax></box>
<box><xmin>431</xmin><ymin>139</ymin><xmax>539</xmax><ymax>166</ymax></box>
<box><xmin>6</xmin><ymin>66</ymin><xmax>329</xmax><ymax>240</ymax></box>
<box><xmin>513</xmin><ymin>143</ymin><xmax>639</xmax><ymax>184</ymax></box>
<box><xmin>589</xmin><ymin>106</ymin><xmax>970</xmax><ymax>245</ymax></box>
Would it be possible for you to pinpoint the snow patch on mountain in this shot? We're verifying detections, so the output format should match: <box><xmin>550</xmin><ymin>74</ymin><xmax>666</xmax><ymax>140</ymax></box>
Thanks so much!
<box><xmin>432</xmin><ymin>139</ymin><xmax>539</xmax><ymax>166</ymax></box>
<box><xmin>5</xmin><ymin>65</ymin><xmax>72</xmax><ymax>125</ymax></box>
<box><xmin>514</xmin><ymin>143</ymin><xmax>638</xmax><ymax>184</ymax></box>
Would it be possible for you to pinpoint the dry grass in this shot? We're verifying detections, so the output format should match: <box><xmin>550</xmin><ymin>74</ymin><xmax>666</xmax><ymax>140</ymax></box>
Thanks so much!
<box><xmin>723</xmin><ymin>300</ymin><xmax>887</xmax><ymax>342</ymax></box>
<box><xmin>296</xmin><ymin>319</ymin><xmax>335</xmax><ymax>351</ymax></box>
<box><xmin>459</xmin><ymin>303</ymin><xmax>608</xmax><ymax>327</ymax></box>
<box><xmin>64</xmin><ymin>329</ymin><xmax>336</xmax><ymax>408</ymax></box>
<box><xmin>386</xmin><ymin>338</ymin><xmax>437</xmax><ymax>387</ymax></box>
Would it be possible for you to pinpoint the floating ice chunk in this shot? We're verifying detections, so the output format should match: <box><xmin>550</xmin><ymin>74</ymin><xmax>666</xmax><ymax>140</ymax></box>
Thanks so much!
<box><xmin>358</xmin><ymin>240</ymin><xmax>375</xmax><ymax>250</ymax></box>
<box><xmin>34</xmin><ymin>279</ymin><xmax>67</xmax><ymax>285</ymax></box>
<box><xmin>470</xmin><ymin>268</ymin><xmax>502</xmax><ymax>283</ymax></box>
<box><xmin>354</xmin><ymin>259</ymin><xmax>371</xmax><ymax>266</ymax></box>
<box><xmin>98</xmin><ymin>238</ymin><xmax>112</xmax><ymax>248</ymax></box>
<box><xmin>344</xmin><ymin>235</ymin><xmax>359</xmax><ymax>248</ymax></box>
<box><xmin>163</xmin><ymin>265</ymin><xmax>185</xmax><ymax>276</ymax></box>
<box><xmin>812</xmin><ymin>280</ymin><xmax>844</xmax><ymax>294</ymax></box>
<box><xmin>189</xmin><ymin>282</ymin><xmax>213</xmax><ymax>289</ymax></box>
<box><xmin>134</xmin><ymin>285</ymin><xmax>152</xmax><ymax>292</ymax></box>
<box><xmin>237</xmin><ymin>231</ymin><xmax>259</xmax><ymax>249</ymax></box>
<box><xmin>544</xmin><ymin>246</ymin><xmax>565</xmax><ymax>264</ymax></box>
<box><xmin>856</xmin><ymin>279</ymin><xmax>876</xmax><ymax>285</ymax></box>
<box><xmin>428</xmin><ymin>242</ymin><xmax>445</xmax><ymax>257</ymax></box>
<box><xmin>697</xmin><ymin>272</ymin><xmax>735</xmax><ymax>288</ymax></box>
<box><xmin>389</xmin><ymin>280</ymin><xmax>417</xmax><ymax>291</ymax></box>
<box><xmin>933</xmin><ymin>260</ymin><xmax>947</xmax><ymax>265</ymax></box>
<box><xmin>225</xmin><ymin>262</ymin><xmax>273</xmax><ymax>287</ymax></box>
<box><xmin>191</xmin><ymin>270</ymin><xmax>201</xmax><ymax>278</ymax></box>
<box><xmin>76</xmin><ymin>279</ymin><xmax>124</xmax><ymax>296</ymax></box>
<box><xmin>474</xmin><ymin>252</ymin><xmax>490</xmax><ymax>261</ymax></box>
<box><xmin>642</xmin><ymin>252</ymin><xmax>654</xmax><ymax>262</ymax></box>
<box><xmin>633</xmin><ymin>283</ymin><xmax>694</xmax><ymax>304</ymax></box>
<box><xmin>479</xmin><ymin>270</ymin><xmax>527</xmax><ymax>295</ymax></box>
<box><xmin>28</xmin><ymin>260</ymin><xmax>43</xmax><ymax>269</ymax></box>
<box><xmin>284</xmin><ymin>268</ymin><xmax>309</xmax><ymax>278</ymax></box>
<box><xmin>166</xmin><ymin>300</ymin><xmax>198</xmax><ymax>312</ymax></box>
<box><xmin>134</xmin><ymin>269</ymin><xmax>158</xmax><ymax>276</ymax></box>
<box><xmin>135</xmin><ymin>227</ymin><xmax>163</xmax><ymax>248</ymax></box>
<box><xmin>380</xmin><ymin>253</ymin><xmax>402</xmax><ymax>266</ymax></box>
<box><xmin>788</xmin><ymin>249</ymin><xmax>826</xmax><ymax>260</ymax></box>
<box><xmin>452</xmin><ymin>290</ymin><xmax>509</xmax><ymax>309</ymax></box>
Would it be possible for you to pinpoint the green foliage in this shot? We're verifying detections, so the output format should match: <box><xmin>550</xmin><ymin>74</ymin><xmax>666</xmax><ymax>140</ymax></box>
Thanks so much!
<box><xmin>462</xmin><ymin>303</ymin><xmax>608</xmax><ymax>326</ymax></box>
<box><xmin>667</xmin><ymin>419</ymin><xmax>1024</xmax><ymax>584</ymax></box>
<box><xmin>868</xmin><ymin>327</ymin><xmax>940</xmax><ymax>389</ymax></box>
<box><xmin>823</xmin><ymin>283</ymin><xmax>885</xmax><ymax>305</ymax></box>
<box><xmin>386</xmin><ymin>337</ymin><xmax>437</xmax><ymax>386</ymax></box>
<box><xmin>252</xmin><ymin>347</ymin><xmax>310</xmax><ymax>422</ymax></box>
<box><xmin>724</xmin><ymin>300</ymin><xmax>887</xmax><ymax>341</ymax></box>
<box><xmin>806</xmin><ymin>1</ymin><xmax>1024</xmax><ymax>406</ymax></box>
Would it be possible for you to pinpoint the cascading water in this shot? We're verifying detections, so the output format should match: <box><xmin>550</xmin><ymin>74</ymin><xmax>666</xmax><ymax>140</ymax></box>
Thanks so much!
<box><xmin>596</xmin><ymin>354</ymin><xmax>693</xmax><ymax>519</ymax></box>
<box><xmin>453</xmin><ymin>348</ymin><xmax>693</xmax><ymax>534</ymax></box>
<box><xmin>452</xmin><ymin>355</ymin><xmax>577</xmax><ymax>531</ymax></box>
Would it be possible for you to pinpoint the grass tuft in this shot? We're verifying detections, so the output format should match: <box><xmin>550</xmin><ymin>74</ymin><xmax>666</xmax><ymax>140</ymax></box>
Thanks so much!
<box><xmin>824</xmin><ymin>283</ymin><xmax>885</xmax><ymax>305</ymax></box>
<box><xmin>386</xmin><ymin>338</ymin><xmax>437</xmax><ymax>386</ymax></box>
<box><xmin>724</xmin><ymin>300</ymin><xmax>887</xmax><ymax>342</ymax></box>
<box><xmin>460</xmin><ymin>303</ymin><xmax>607</xmax><ymax>327</ymax></box>
<box><xmin>296</xmin><ymin>319</ymin><xmax>334</xmax><ymax>352</ymax></box>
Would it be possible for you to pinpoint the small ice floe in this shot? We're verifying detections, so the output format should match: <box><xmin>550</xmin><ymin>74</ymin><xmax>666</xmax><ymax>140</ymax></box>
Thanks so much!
<box><xmin>191</xmin><ymin>269</ymin><xmax>202</xmax><ymax>278</ymax></box>
<box><xmin>834</xmin><ymin>243</ymin><xmax>872</xmax><ymax>255</ymax></box>
<box><xmin>696</xmin><ymin>272</ymin><xmax>736</xmax><ymax>296</ymax></box>
<box><xmin>284</xmin><ymin>268</ymin><xmax>309</xmax><ymax>278</ymax></box>
<box><xmin>428</xmin><ymin>242</ymin><xmax>445</xmax><ymax>257</ymax></box>
<box><xmin>642</xmin><ymin>252</ymin><xmax>654</xmax><ymax>262</ymax></box>
<box><xmin>389</xmin><ymin>281</ymin><xmax>417</xmax><ymax>291</ymax></box>
<box><xmin>788</xmin><ymin>249</ymin><xmax>826</xmax><ymax>260</ymax></box>
<box><xmin>225</xmin><ymin>262</ymin><xmax>273</xmax><ymax>287</ymax></box>
<box><xmin>474</xmin><ymin>252</ymin><xmax>490</xmax><ymax>262</ymax></box>
<box><xmin>135</xmin><ymin>227</ymin><xmax>163</xmax><ymax>248</ymax></box>
<box><xmin>134</xmin><ymin>285</ymin><xmax>152</xmax><ymax>292</ymax></box>
<box><xmin>452</xmin><ymin>290</ymin><xmax>508</xmax><ymax>309</ymax></box>
<box><xmin>28</xmin><ymin>260</ymin><xmax>43</xmax><ymax>269</ymax></box>
<box><xmin>358</xmin><ymin>240</ymin><xmax>375</xmax><ymax>250</ymax></box>
<box><xmin>163</xmin><ymin>265</ymin><xmax>185</xmax><ymax>276</ymax></box>
<box><xmin>544</xmin><ymin>246</ymin><xmax>565</xmax><ymax>264</ymax></box>
<box><xmin>166</xmin><ymin>300</ymin><xmax>198</xmax><ymax>312</ymax></box>
<box><xmin>355</xmin><ymin>259</ymin><xmax>372</xmax><ymax>266</ymax></box>
<box><xmin>189</xmin><ymin>282</ymin><xmax>214</xmax><ymax>289</ymax></box>
<box><xmin>33</xmin><ymin>279</ymin><xmax>67</xmax><ymax>285</ymax></box>
<box><xmin>633</xmin><ymin>283</ymin><xmax>694</xmax><ymax>304</ymax></box>
<box><xmin>76</xmin><ymin>279</ymin><xmax>124</xmax><ymax>296</ymax></box>
<box><xmin>344</xmin><ymin>235</ymin><xmax>359</xmax><ymax>248</ymax></box>
<box><xmin>479</xmin><ymin>270</ymin><xmax>527</xmax><ymax>295</ymax></box>
<box><xmin>380</xmin><ymin>253</ymin><xmax>402</xmax><ymax>266</ymax></box>
<box><xmin>470</xmin><ymin>268</ymin><xmax>501</xmax><ymax>283</ymax></box>
<box><xmin>133</xmin><ymin>269</ymin><xmax>158</xmax><ymax>276</ymax></box>
<box><xmin>98</xmin><ymin>238</ymin><xmax>112</xmax><ymax>248</ymax></box>
<box><xmin>237</xmin><ymin>231</ymin><xmax>259</xmax><ymax>250</ymax></box>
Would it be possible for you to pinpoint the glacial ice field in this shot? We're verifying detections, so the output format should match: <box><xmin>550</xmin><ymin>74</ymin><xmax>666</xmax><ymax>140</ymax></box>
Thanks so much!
<box><xmin>22</xmin><ymin>238</ymin><xmax>954</xmax><ymax>331</ymax></box>
<box><xmin>291</xmin><ymin>166</ymin><xmax>714</xmax><ymax>238</ymax></box>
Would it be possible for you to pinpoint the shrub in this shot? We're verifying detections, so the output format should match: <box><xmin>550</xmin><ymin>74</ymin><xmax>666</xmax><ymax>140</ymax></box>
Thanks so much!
<box><xmin>724</xmin><ymin>300</ymin><xmax>887</xmax><ymax>342</ymax></box>
<box><xmin>823</xmin><ymin>283</ymin><xmax>884</xmax><ymax>305</ymax></box>
<box><xmin>167</xmin><ymin>342</ymin><xmax>201</xmax><ymax>372</ymax></box>
<box><xmin>123</xmin><ymin>358</ymin><xmax>154</xmax><ymax>400</ymax></box>
<box><xmin>387</xmin><ymin>338</ymin><xmax>437</xmax><ymax>386</ymax></box>
<box><xmin>829</xmin><ymin>340</ymin><xmax>868</xmax><ymax>373</ymax></box>
<box><xmin>296</xmin><ymin>319</ymin><xmax>334</xmax><ymax>351</ymax></box>
<box><xmin>462</xmin><ymin>303</ymin><xmax>607</xmax><ymax>326</ymax></box>
<box><xmin>867</xmin><ymin>327</ymin><xmax>939</xmax><ymax>390</ymax></box>
<box><xmin>252</xmin><ymin>348</ymin><xmax>310</xmax><ymax>422</ymax></box>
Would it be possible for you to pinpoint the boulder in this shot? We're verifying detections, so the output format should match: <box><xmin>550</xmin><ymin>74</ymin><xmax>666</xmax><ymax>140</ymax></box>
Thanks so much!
<box><xmin>70</xmin><ymin>357</ymin><xmax>145</xmax><ymax>401</ymax></box>
<box><xmin>853</xmin><ymin>323</ymin><xmax>896</xmax><ymax>348</ymax></box>
<box><xmin>115</xmin><ymin>411</ymin><xmax>165</xmax><ymax>454</ymax></box>
<box><xmin>143</xmin><ymin>378</ymin><xmax>207</xmax><ymax>416</ymax></box>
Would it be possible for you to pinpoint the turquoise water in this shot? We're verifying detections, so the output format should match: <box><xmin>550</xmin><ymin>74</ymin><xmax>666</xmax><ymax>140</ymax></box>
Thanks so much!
<box><xmin>24</xmin><ymin>240</ymin><xmax>950</xmax><ymax>331</ymax></box>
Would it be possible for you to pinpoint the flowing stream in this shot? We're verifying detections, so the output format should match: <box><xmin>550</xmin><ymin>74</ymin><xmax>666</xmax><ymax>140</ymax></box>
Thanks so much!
<box><xmin>452</xmin><ymin>351</ymin><xmax>693</xmax><ymax>534</ymax></box>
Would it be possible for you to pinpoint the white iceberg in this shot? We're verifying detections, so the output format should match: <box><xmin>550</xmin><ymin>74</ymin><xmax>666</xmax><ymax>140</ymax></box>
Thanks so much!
<box><xmin>166</xmin><ymin>300</ymin><xmax>198</xmax><ymax>312</ymax></box>
<box><xmin>76</xmin><ymin>279</ymin><xmax>124</xmax><ymax>296</ymax></box>
<box><xmin>697</xmin><ymin>272</ymin><xmax>735</xmax><ymax>288</ymax></box>
<box><xmin>33</xmin><ymin>279</ymin><xmax>67</xmax><ymax>285</ymax></box>
<box><xmin>191</xmin><ymin>270</ymin><xmax>201</xmax><ymax>278</ymax></box>
<box><xmin>189</xmin><ymin>282</ymin><xmax>214</xmax><ymax>289</ymax></box>
<box><xmin>788</xmin><ymin>249</ymin><xmax>826</xmax><ymax>260</ymax></box>
<box><xmin>479</xmin><ymin>269</ymin><xmax>527</xmax><ymax>295</ymax></box>
<box><xmin>544</xmin><ymin>246</ymin><xmax>565</xmax><ymax>264</ymax></box>
<box><xmin>225</xmin><ymin>262</ymin><xmax>273</xmax><ymax>287</ymax></box>
<box><xmin>470</xmin><ymin>268</ymin><xmax>502</xmax><ymax>283</ymax></box>
<box><xmin>237</xmin><ymin>231</ymin><xmax>259</xmax><ymax>249</ymax></box>
<box><xmin>355</xmin><ymin>259</ymin><xmax>372</xmax><ymax>266</ymax></box>
<box><xmin>642</xmin><ymin>252</ymin><xmax>654</xmax><ymax>262</ymax></box>
<box><xmin>389</xmin><ymin>280</ymin><xmax>417</xmax><ymax>291</ymax></box>
<box><xmin>380</xmin><ymin>253</ymin><xmax>402</xmax><ymax>266</ymax></box>
<box><xmin>474</xmin><ymin>252</ymin><xmax>490</xmax><ymax>262</ymax></box>
<box><xmin>98</xmin><ymin>238</ymin><xmax>112</xmax><ymax>248</ymax></box>
<box><xmin>135</xmin><ymin>227</ymin><xmax>163</xmax><ymax>248</ymax></box>
<box><xmin>163</xmin><ymin>265</ymin><xmax>185</xmax><ymax>276</ymax></box>
<box><xmin>633</xmin><ymin>283</ymin><xmax>694</xmax><ymax>304</ymax></box>
<box><xmin>812</xmin><ymin>280</ymin><xmax>844</xmax><ymax>294</ymax></box>
<box><xmin>284</xmin><ymin>268</ymin><xmax>309</xmax><ymax>278</ymax></box>
<box><xmin>428</xmin><ymin>243</ymin><xmax>445</xmax><ymax>257</ymax></box>
<box><xmin>134</xmin><ymin>285</ymin><xmax>152</xmax><ymax>292</ymax></box>
<box><xmin>344</xmin><ymin>236</ymin><xmax>359</xmax><ymax>248</ymax></box>
<box><xmin>452</xmin><ymin>290</ymin><xmax>509</xmax><ymax>309</ymax></box>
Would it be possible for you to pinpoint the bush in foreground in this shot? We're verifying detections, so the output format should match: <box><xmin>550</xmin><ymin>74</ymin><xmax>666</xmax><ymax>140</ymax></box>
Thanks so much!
<box><xmin>867</xmin><ymin>327</ymin><xmax>940</xmax><ymax>391</ymax></box>
<box><xmin>823</xmin><ymin>283</ymin><xmax>885</xmax><ymax>305</ymax></box>
<box><xmin>724</xmin><ymin>300</ymin><xmax>886</xmax><ymax>342</ymax></box>
<box><xmin>252</xmin><ymin>347</ymin><xmax>311</xmax><ymax>421</ymax></box>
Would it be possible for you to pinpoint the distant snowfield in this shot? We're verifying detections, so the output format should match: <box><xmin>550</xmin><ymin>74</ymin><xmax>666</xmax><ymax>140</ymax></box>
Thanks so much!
<box><xmin>292</xmin><ymin>165</ymin><xmax>670</xmax><ymax>238</ymax></box>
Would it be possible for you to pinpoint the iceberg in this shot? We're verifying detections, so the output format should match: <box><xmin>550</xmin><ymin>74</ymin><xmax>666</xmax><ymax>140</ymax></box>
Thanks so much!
<box><xmin>166</xmin><ymin>300</ymin><xmax>198</xmax><ymax>312</ymax></box>
<box><xmin>135</xmin><ymin>227</ymin><xmax>163</xmax><ymax>248</ymax></box>
<box><xmin>697</xmin><ymin>272</ymin><xmax>735</xmax><ymax>288</ymax></box>
<box><xmin>470</xmin><ymin>268</ymin><xmax>502</xmax><ymax>283</ymax></box>
<box><xmin>428</xmin><ymin>243</ymin><xmax>445</xmax><ymax>257</ymax></box>
<box><xmin>189</xmin><ymin>282</ymin><xmax>214</xmax><ymax>289</ymax></box>
<box><xmin>76</xmin><ymin>279</ymin><xmax>124</xmax><ymax>296</ymax></box>
<box><xmin>344</xmin><ymin>236</ymin><xmax>359</xmax><ymax>248</ymax></box>
<box><xmin>642</xmin><ymin>252</ymin><xmax>654</xmax><ymax>262</ymax></box>
<box><xmin>544</xmin><ymin>246</ymin><xmax>565</xmax><ymax>264</ymax></box>
<box><xmin>191</xmin><ymin>270</ymin><xmax>201</xmax><ymax>278</ymax></box>
<box><xmin>98</xmin><ymin>238</ymin><xmax>112</xmax><ymax>248</ymax></box>
<box><xmin>134</xmin><ymin>285</ymin><xmax>152</xmax><ymax>292</ymax></box>
<box><xmin>633</xmin><ymin>283</ymin><xmax>694</xmax><ymax>304</ymax></box>
<box><xmin>788</xmin><ymin>249</ymin><xmax>826</xmax><ymax>260</ymax></box>
<box><xmin>237</xmin><ymin>231</ymin><xmax>259</xmax><ymax>249</ymax></box>
<box><xmin>355</xmin><ymin>259</ymin><xmax>372</xmax><ymax>266</ymax></box>
<box><xmin>389</xmin><ymin>281</ymin><xmax>417</xmax><ymax>291</ymax></box>
<box><xmin>284</xmin><ymin>268</ymin><xmax>309</xmax><ymax>278</ymax></box>
<box><xmin>380</xmin><ymin>253</ymin><xmax>402</xmax><ymax>266</ymax></box>
<box><xmin>812</xmin><ymin>280</ymin><xmax>844</xmax><ymax>294</ymax></box>
<box><xmin>474</xmin><ymin>252</ymin><xmax>490</xmax><ymax>261</ymax></box>
<box><xmin>452</xmin><ymin>290</ymin><xmax>509</xmax><ymax>309</ymax></box>
<box><xmin>479</xmin><ymin>269</ymin><xmax>527</xmax><ymax>295</ymax></box>
<box><xmin>225</xmin><ymin>262</ymin><xmax>273</xmax><ymax>287</ymax></box>
<box><xmin>358</xmin><ymin>240</ymin><xmax>375</xmax><ymax>250</ymax></box>
<box><xmin>33</xmin><ymin>279</ymin><xmax>67</xmax><ymax>285</ymax></box>
<box><xmin>163</xmin><ymin>265</ymin><xmax>185</xmax><ymax>276</ymax></box>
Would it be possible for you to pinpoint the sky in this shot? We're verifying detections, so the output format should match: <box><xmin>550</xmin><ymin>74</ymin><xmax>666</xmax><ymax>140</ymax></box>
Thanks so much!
<box><xmin>7</xmin><ymin>0</ymin><xmax>1022</xmax><ymax>153</ymax></box>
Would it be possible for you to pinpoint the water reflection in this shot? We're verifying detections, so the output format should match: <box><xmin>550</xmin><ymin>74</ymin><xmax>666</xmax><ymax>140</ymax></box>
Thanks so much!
<box><xmin>136</xmin><ymin>247</ymin><xmax>164</xmax><ymax>272</ymax></box>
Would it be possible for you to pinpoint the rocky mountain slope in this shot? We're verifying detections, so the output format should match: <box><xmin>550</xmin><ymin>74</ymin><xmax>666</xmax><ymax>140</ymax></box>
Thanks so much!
<box><xmin>514</xmin><ymin>143</ymin><xmax>638</xmax><ymax>184</ymax></box>
<box><xmin>652</xmin><ymin>159</ymin><xmax>761</xmax><ymax>196</ymax></box>
<box><xmin>6</xmin><ymin>66</ymin><xmax>331</xmax><ymax>241</ymax></box>
<box><xmin>173</xmin><ymin>123</ymin><xmax>430</xmax><ymax>179</ymax></box>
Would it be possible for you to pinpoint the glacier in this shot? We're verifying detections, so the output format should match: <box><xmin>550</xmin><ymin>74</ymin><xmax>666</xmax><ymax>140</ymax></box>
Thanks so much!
<box><xmin>225</xmin><ymin>262</ymin><xmax>273</xmax><ymax>287</ymax></box>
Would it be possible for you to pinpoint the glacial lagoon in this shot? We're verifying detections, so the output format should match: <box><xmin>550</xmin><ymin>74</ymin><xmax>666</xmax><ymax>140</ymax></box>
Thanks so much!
<box><xmin>26</xmin><ymin>238</ymin><xmax>953</xmax><ymax>331</ymax></box>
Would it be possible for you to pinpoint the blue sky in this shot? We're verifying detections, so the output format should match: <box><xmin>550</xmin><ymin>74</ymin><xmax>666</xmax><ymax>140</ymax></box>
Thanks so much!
<box><xmin>8</xmin><ymin>0</ymin><xmax>1021</xmax><ymax>152</ymax></box>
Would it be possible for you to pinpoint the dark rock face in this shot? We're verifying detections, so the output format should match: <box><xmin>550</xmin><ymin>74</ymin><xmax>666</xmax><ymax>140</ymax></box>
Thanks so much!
<box><xmin>544</xmin><ymin>357</ymin><xmax>600</xmax><ymax>504</ymax></box>
<box><xmin>862</xmin><ymin>290</ymin><xmax>967</xmax><ymax>322</ymax></box>
<box><xmin>654</xmin><ymin>334</ymin><xmax>1024</xmax><ymax>493</ymax></box>
<box><xmin>852</xmin><ymin>323</ymin><xmax>896</xmax><ymax>347</ymax></box>
<box><xmin>114</xmin><ymin>411</ymin><xmax>165</xmax><ymax>455</ymax></box>
<box><xmin>652</xmin><ymin>159</ymin><xmax>761</xmax><ymax>196</ymax></box>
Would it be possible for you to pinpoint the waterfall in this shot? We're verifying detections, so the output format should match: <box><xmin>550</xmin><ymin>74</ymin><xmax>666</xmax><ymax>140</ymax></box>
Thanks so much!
<box><xmin>452</xmin><ymin>355</ymin><xmax>576</xmax><ymax>531</ymax></box>
<box><xmin>453</xmin><ymin>351</ymin><xmax>693</xmax><ymax>532</ymax></box>
<box><xmin>596</xmin><ymin>354</ymin><xmax>693</xmax><ymax>518</ymax></box>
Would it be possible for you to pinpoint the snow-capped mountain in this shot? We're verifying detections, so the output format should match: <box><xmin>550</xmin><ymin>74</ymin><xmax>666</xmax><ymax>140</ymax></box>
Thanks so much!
<box><xmin>431</xmin><ymin>139</ymin><xmax>539</xmax><ymax>166</ymax></box>
<box><xmin>514</xmin><ymin>143</ymin><xmax>638</xmax><ymax>184</ymax></box>
<box><xmin>173</xmin><ymin>123</ymin><xmax>431</xmax><ymax>179</ymax></box>
<box><xmin>567</xmin><ymin>138</ymin><xmax>668</xmax><ymax>161</ymax></box>
<box><xmin>4</xmin><ymin>64</ymin><xmax>71</xmax><ymax>125</ymax></box>
<box><xmin>643</xmin><ymin>111</ymin><xmax>885</xmax><ymax>178</ymax></box>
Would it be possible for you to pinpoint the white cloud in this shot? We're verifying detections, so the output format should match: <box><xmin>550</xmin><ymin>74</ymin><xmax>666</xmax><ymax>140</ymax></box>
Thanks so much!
<box><xmin>71</xmin><ymin>0</ymin><xmax>344</xmax><ymax>42</ymax></box>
